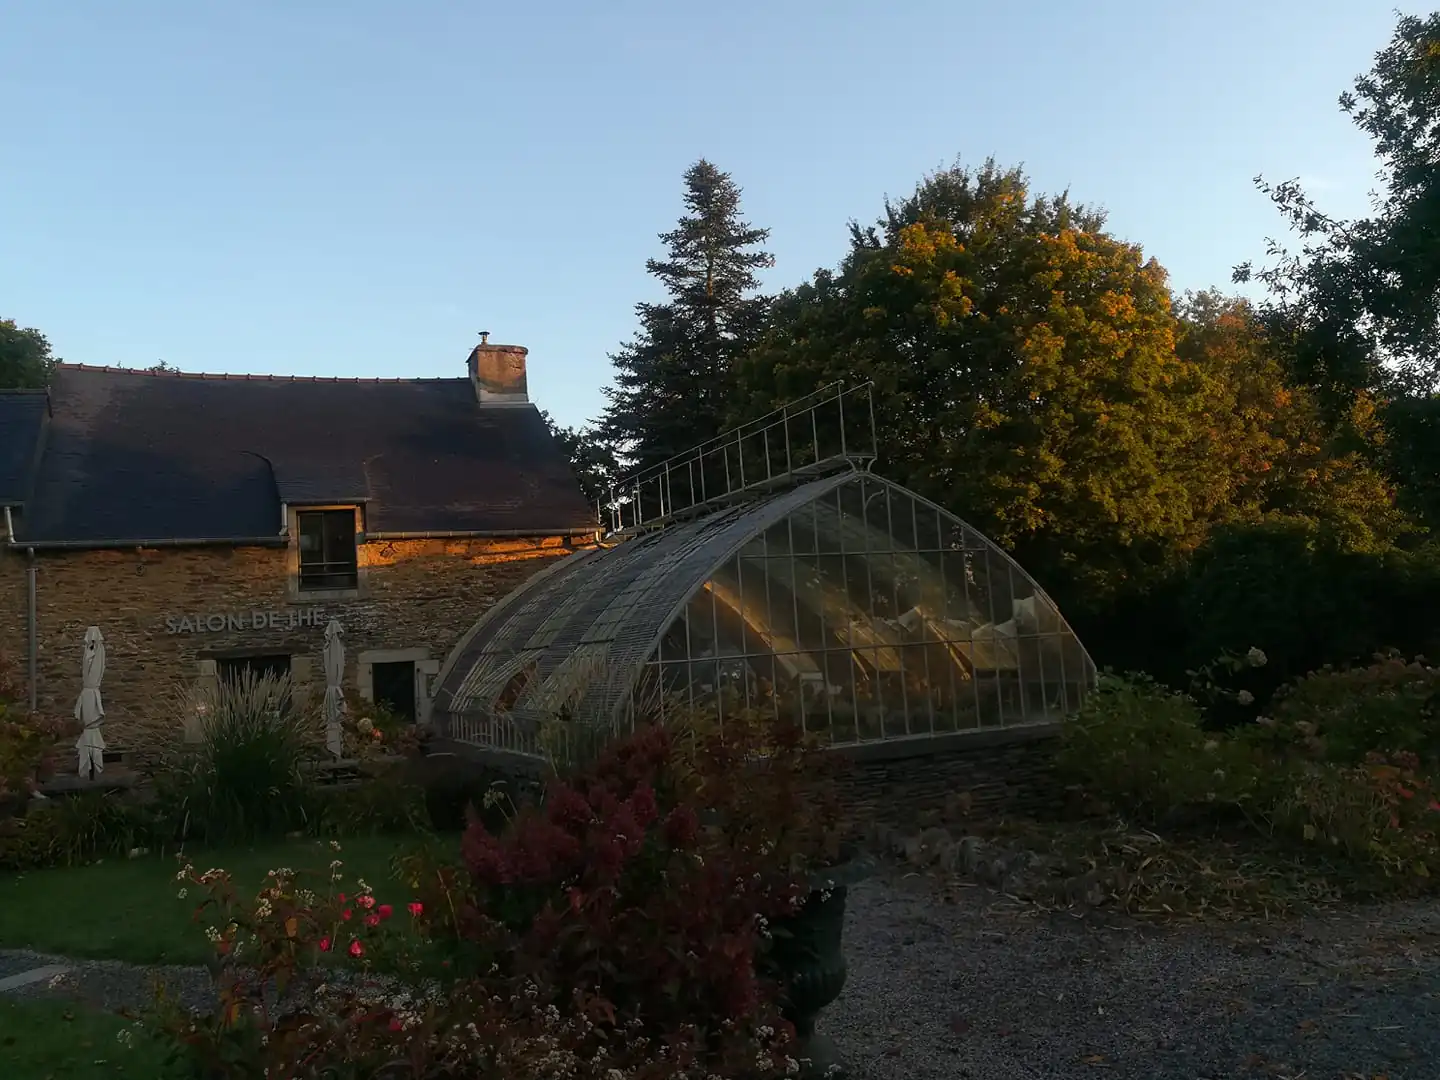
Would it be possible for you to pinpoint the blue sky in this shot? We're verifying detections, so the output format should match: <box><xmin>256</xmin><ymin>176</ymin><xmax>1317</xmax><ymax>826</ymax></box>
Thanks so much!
<box><xmin>0</xmin><ymin>1</ymin><xmax>1403</xmax><ymax>429</ymax></box>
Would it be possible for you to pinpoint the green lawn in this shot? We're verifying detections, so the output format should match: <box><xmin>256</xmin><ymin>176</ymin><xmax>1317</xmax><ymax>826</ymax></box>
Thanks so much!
<box><xmin>0</xmin><ymin>999</ymin><xmax>170</xmax><ymax>1080</ymax></box>
<box><xmin>0</xmin><ymin>834</ymin><xmax>444</xmax><ymax>965</ymax></box>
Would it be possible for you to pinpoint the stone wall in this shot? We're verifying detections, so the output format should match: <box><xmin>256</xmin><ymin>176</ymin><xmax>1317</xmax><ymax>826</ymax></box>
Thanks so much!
<box><xmin>0</xmin><ymin>549</ymin><xmax>26</xmax><ymax>699</ymax></box>
<box><xmin>0</xmin><ymin>537</ymin><xmax>579</xmax><ymax>743</ymax></box>
<box><xmin>433</xmin><ymin>724</ymin><xmax>1065</xmax><ymax>831</ymax></box>
<box><xmin>829</xmin><ymin>725</ymin><xmax>1062</xmax><ymax>829</ymax></box>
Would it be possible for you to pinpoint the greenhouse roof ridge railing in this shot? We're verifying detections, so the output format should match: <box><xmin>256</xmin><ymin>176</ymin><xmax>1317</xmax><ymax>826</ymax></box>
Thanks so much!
<box><xmin>601</xmin><ymin>382</ymin><xmax>878</xmax><ymax>537</ymax></box>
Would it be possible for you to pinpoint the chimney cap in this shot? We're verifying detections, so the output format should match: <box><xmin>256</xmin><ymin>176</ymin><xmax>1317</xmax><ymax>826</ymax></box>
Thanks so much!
<box><xmin>478</xmin><ymin>330</ymin><xmax>490</xmax><ymax>345</ymax></box>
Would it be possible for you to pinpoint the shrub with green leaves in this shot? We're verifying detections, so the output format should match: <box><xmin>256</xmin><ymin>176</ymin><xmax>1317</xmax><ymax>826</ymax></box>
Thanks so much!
<box><xmin>1060</xmin><ymin>656</ymin><xmax>1440</xmax><ymax>894</ymax></box>
<box><xmin>1056</xmin><ymin>673</ymin><xmax>1261</xmax><ymax>824</ymax></box>
<box><xmin>307</xmin><ymin>770</ymin><xmax>429</xmax><ymax>838</ymax></box>
<box><xmin>1266</xmin><ymin>652</ymin><xmax>1440</xmax><ymax>766</ymax></box>
<box><xmin>1259</xmin><ymin>752</ymin><xmax>1440</xmax><ymax>886</ymax></box>
<box><xmin>1177</xmin><ymin>521</ymin><xmax>1440</xmax><ymax>709</ymax></box>
<box><xmin>0</xmin><ymin>792</ymin><xmax>162</xmax><ymax>871</ymax></box>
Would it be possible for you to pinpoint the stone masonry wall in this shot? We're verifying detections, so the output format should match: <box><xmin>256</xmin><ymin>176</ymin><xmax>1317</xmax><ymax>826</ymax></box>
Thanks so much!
<box><xmin>0</xmin><ymin>537</ymin><xmax>577</xmax><ymax>744</ymax></box>
<box><xmin>0</xmin><ymin>546</ymin><xmax>25</xmax><ymax>699</ymax></box>
<box><xmin>829</xmin><ymin>726</ymin><xmax>1062</xmax><ymax>829</ymax></box>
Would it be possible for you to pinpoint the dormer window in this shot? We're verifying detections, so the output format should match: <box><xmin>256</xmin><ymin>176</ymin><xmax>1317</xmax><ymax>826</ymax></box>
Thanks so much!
<box><xmin>297</xmin><ymin>509</ymin><xmax>359</xmax><ymax>591</ymax></box>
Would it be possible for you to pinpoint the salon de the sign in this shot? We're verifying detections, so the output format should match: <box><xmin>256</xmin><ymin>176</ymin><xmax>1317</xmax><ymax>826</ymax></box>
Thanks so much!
<box><xmin>164</xmin><ymin>608</ymin><xmax>329</xmax><ymax>635</ymax></box>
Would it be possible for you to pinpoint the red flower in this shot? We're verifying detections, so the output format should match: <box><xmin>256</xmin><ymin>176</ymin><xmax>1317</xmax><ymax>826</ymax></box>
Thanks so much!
<box><xmin>357</xmin><ymin>894</ymin><xmax>375</xmax><ymax>910</ymax></box>
<box><xmin>407</xmin><ymin>902</ymin><xmax>423</xmax><ymax>917</ymax></box>
<box><xmin>338</xmin><ymin>893</ymin><xmax>347</xmax><ymax>902</ymax></box>
<box><xmin>349</xmin><ymin>939</ymin><xmax>364</xmax><ymax>958</ymax></box>
<box><xmin>341</xmin><ymin>909</ymin><xmax>353</xmax><ymax>921</ymax></box>
<box><xmin>364</xmin><ymin>913</ymin><xmax>381</xmax><ymax>927</ymax></box>
<box><xmin>377</xmin><ymin>904</ymin><xmax>393</xmax><ymax>919</ymax></box>
<box><xmin>319</xmin><ymin>937</ymin><xmax>331</xmax><ymax>952</ymax></box>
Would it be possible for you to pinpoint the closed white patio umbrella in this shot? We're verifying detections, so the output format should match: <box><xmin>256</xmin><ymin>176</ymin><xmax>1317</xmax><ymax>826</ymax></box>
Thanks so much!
<box><xmin>323</xmin><ymin>619</ymin><xmax>345</xmax><ymax>758</ymax></box>
<box><xmin>74</xmin><ymin>626</ymin><xmax>106</xmax><ymax>779</ymax></box>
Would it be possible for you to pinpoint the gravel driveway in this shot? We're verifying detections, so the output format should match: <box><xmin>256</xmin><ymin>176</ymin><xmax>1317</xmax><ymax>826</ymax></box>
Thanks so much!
<box><xmin>829</xmin><ymin>868</ymin><xmax>1440</xmax><ymax>1080</ymax></box>
<box><xmin>5</xmin><ymin>868</ymin><xmax>1438</xmax><ymax>1079</ymax></box>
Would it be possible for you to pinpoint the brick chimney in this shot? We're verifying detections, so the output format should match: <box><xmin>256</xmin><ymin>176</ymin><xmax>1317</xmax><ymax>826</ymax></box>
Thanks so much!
<box><xmin>467</xmin><ymin>332</ymin><xmax>529</xmax><ymax>405</ymax></box>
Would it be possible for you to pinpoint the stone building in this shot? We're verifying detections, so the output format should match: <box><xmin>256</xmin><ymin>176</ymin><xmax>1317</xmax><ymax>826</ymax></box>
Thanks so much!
<box><xmin>0</xmin><ymin>340</ymin><xmax>596</xmax><ymax>749</ymax></box>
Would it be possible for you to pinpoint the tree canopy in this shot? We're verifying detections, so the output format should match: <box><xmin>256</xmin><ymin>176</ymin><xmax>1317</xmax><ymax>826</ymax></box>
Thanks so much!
<box><xmin>1236</xmin><ymin>13</ymin><xmax>1440</xmax><ymax>401</ymax></box>
<box><xmin>736</xmin><ymin>165</ymin><xmax>1231</xmax><ymax>592</ymax></box>
<box><xmin>0</xmin><ymin>319</ymin><xmax>57</xmax><ymax>389</ymax></box>
<box><xmin>541</xmin><ymin>411</ymin><xmax>618</xmax><ymax>512</ymax></box>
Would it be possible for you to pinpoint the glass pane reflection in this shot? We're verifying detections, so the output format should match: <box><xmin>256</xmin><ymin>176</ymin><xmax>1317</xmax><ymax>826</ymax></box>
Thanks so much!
<box><xmin>445</xmin><ymin>472</ymin><xmax>1097</xmax><ymax>752</ymax></box>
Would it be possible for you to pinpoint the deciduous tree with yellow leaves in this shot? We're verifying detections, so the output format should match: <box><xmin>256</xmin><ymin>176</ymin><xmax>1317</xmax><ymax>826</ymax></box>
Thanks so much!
<box><xmin>736</xmin><ymin>161</ymin><xmax>1406</xmax><ymax>605</ymax></box>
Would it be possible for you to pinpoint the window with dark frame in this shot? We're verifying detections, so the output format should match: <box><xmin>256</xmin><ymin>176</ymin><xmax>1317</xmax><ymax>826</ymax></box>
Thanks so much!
<box><xmin>215</xmin><ymin>653</ymin><xmax>295</xmax><ymax>716</ymax></box>
<box><xmin>297</xmin><ymin>509</ymin><xmax>359</xmax><ymax>591</ymax></box>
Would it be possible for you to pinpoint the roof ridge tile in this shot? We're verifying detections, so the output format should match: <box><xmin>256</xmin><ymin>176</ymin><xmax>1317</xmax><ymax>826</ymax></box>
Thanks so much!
<box><xmin>55</xmin><ymin>362</ymin><xmax>462</xmax><ymax>384</ymax></box>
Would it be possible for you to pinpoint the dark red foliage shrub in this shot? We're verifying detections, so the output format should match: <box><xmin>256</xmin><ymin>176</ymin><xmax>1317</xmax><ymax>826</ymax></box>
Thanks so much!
<box><xmin>432</xmin><ymin>714</ymin><xmax>842</xmax><ymax>1058</ymax></box>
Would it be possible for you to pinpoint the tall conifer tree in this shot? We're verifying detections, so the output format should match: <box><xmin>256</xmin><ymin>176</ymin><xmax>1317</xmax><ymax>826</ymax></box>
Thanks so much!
<box><xmin>600</xmin><ymin>160</ymin><xmax>773</xmax><ymax>476</ymax></box>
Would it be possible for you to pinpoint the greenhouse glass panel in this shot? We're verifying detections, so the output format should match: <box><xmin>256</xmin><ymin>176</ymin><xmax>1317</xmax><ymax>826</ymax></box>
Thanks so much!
<box><xmin>432</xmin><ymin>472</ymin><xmax>1098</xmax><ymax>757</ymax></box>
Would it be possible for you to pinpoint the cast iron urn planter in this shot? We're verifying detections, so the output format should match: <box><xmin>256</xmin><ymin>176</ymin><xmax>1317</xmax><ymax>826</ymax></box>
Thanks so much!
<box><xmin>766</xmin><ymin>851</ymin><xmax>875</xmax><ymax>1079</ymax></box>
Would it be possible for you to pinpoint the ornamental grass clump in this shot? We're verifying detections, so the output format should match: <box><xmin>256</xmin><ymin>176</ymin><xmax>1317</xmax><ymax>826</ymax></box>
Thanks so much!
<box><xmin>141</xmin><ymin>670</ymin><xmax>324</xmax><ymax>846</ymax></box>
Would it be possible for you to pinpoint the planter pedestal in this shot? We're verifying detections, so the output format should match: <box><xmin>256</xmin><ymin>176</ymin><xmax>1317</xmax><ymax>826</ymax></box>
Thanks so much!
<box><xmin>769</xmin><ymin>856</ymin><xmax>873</xmax><ymax>1080</ymax></box>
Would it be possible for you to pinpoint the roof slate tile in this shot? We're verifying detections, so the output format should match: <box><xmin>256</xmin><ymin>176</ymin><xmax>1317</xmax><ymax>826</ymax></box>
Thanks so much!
<box><xmin>0</xmin><ymin>390</ymin><xmax>47</xmax><ymax>506</ymax></box>
<box><xmin>9</xmin><ymin>365</ymin><xmax>595</xmax><ymax>544</ymax></box>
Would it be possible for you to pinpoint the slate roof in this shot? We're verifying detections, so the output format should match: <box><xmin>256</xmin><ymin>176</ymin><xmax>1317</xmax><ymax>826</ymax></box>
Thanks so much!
<box><xmin>5</xmin><ymin>365</ymin><xmax>596</xmax><ymax>546</ymax></box>
<box><xmin>0</xmin><ymin>390</ymin><xmax>48</xmax><ymax>506</ymax></box>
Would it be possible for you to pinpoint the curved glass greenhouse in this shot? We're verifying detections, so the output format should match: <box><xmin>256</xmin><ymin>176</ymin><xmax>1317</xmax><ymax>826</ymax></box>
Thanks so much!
<box><xmin>432</xmin><ymin>471</ymin><xmax>1096</xmax><ymax>756</ymax></box>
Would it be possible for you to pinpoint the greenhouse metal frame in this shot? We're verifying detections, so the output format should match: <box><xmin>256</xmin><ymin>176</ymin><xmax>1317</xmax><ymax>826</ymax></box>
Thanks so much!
<box><xmin>432</xmin><ymin>389</ymin><xmax>1097</xmax><ymax>759</ymax></box>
